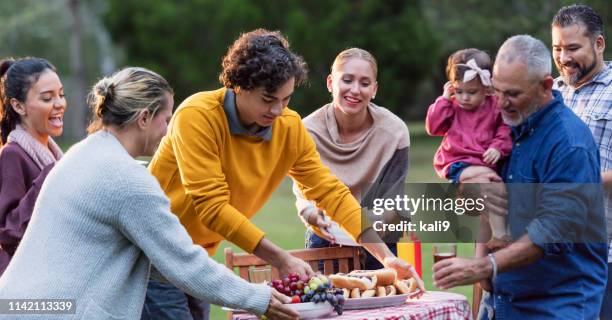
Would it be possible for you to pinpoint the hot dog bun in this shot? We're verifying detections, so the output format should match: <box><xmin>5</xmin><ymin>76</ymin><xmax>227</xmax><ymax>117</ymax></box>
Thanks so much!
<box><xmin>329</xmin><ymin>273</ymin><xmax>377</xmax><ymax>290</ymax></box>
<box><xmin>350</xmin><ymin>288</ymin><xmax>361</xmax><ymax>298</ymax></box>
<box><xmin>376</xmin><ymin>286</ymin><xmax>386</xmax><ymax>297</ymax></box>
<box><xmin>361</xmin><ymin>289</ymin><xmax>376</xmax><ymax>298</ymax></box>
<box><xmin>408</xmin><ymin>278</ymin><xmax>418</xmax><ymax>292</ymax></box>
<box><xmin>342</xmin><ymin>288</ymin><xmax>350</xmax><ymax>299</ymax></box>
<box><xmin>394</xmin><ymin>278</ymin><xmax>418</xmax><ymax>294</ymax></box>
<box><xmin>349</xmin><ymin>268</ymin><xmax>397</xmax><ymax>286</ymax></box>
<box><xmin>385</xmin><ymin>285</ymin><xmax>397</xmax><ymax>296</ymax></box>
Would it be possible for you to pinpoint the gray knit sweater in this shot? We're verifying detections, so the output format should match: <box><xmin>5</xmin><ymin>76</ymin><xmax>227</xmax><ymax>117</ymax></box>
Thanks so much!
<box><xmin>0</xmin><ymin>131</ymin><xmax>270</xmax><ymax>319</ymax></box>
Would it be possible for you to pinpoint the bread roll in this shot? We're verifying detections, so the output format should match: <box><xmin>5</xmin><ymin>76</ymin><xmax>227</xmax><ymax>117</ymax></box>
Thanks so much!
<box><xmin>350</xmin><ymin>288</ymin><xmax>361</xmax><ymax>298</ymax></box>
<box><xmin>349</xmin><ymin>268</ymin><xmax>397</xmax><ymax>286</ymax></box>
<box><xmin>407</xmin><ymin>278</ymin><xmax>418</xmax><ymax>292</ymax></box>
<box><xmin>394</xmin><ymin>278</ymin><xmax>418</xmax><ymax>294</ymax></box>
<box><xmin>385</xmin><ymin>285</ymin><xmax>396</xmax><ymax>296</ymax></box>
<box><xmin>376</xmin><ymin>286</ymin><xmax>386</xmax><ymax>297</ymax></box>
<box><xmin>394</xmin><ymin>279</ymin><xmax>410</xmax><ymax>294</ymax></box>
<box><xmin>329</xmin><ymin>273</ymin><xmax>377</xmax><ymax>290</ymax></box>
<box><xmin>342</xmin><ymin>288</ymin><xmax>350</xmax><ymax>299</ymax></box>
<box><xmin>361</xmin><ymin>289</ymin><xmax>376</xmax><ymax>298</ymax></box>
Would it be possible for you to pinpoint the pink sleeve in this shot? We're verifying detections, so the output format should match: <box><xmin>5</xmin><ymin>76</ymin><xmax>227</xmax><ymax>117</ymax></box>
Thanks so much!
<box><xmin>426</xmin><ymin>96</ymin><xmax>455</xmax><ymax>136</ymax></box>
<box><xmin>489</xmin><ymin>112</ymin><xmax>513</xmax><ymax>157</ymax></box>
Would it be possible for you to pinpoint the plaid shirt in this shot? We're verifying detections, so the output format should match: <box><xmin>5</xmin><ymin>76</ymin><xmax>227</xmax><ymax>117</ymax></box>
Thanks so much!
<box><xmin>555</xmin><ymin>62</ymin><xmax>612</xmax><ymax>260</ymax></box>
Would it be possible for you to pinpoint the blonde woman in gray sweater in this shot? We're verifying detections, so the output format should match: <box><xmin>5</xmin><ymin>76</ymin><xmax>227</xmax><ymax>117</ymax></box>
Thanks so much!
<box><xmin>0</xmin><ymin>67</ymin><xmax>298</xmax><ymax>320</ymax></box>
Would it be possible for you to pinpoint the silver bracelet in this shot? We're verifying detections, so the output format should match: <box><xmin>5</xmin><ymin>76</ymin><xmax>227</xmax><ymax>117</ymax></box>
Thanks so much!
<box><xmin>487</xmin><ymin>253</ymin><xmax>498</xmax><ymax>281</ymax></box>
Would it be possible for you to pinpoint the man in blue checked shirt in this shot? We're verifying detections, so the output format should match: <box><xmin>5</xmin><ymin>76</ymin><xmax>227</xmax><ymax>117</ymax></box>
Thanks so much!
<box><xmin>551</xmin><ymin>5</ymin><xmax>612</xmax><ymax>318</ymax></box>
<box><xmin>433</xmin><ymin>34</ymin><xmax>608</xmax><ymax>319</ymax></box>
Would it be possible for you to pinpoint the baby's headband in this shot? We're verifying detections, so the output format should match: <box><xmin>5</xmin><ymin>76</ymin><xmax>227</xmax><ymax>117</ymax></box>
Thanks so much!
<box><xmin>456</xmin><ymin>59</ymin><xmax>491</xmax><ymax>87</ymax></box>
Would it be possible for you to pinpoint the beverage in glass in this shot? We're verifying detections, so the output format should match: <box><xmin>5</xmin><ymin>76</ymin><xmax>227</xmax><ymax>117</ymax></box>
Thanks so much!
<box><xmin>433</xmin><ymin>243</ymin><xmax>457</xmax><ymax>263</ymax></box>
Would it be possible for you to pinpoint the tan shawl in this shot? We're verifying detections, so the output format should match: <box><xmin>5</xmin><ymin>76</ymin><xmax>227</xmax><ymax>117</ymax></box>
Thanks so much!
<box><xmin>293</xmin><ymin>102</ymin><xmax>410</xmax><ymax>217</ymax></box>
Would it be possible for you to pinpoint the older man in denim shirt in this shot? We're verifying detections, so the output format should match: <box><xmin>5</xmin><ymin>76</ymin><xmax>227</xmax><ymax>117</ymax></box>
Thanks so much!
<box><xmin>433</xmin><ymin>35</ymin><xmax>608</xmax><ymax>319</ymax></box>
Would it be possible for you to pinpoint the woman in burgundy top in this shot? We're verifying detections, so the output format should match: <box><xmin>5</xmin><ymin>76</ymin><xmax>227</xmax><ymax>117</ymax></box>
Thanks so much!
<box><xmin>0</xmin><ymin>57</ymin><xmax>65</xmax><ymax>275</ymax></box>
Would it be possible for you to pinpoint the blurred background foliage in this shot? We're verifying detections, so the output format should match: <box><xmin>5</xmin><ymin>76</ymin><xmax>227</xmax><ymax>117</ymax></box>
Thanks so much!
<box><xmin>1</xmin><ymin>0</ymin><xmax>610</xmax><ymax>142</ymax></box>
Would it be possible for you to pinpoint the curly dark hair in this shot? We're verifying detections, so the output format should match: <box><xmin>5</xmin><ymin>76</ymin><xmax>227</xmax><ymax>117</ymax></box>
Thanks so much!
<box><xmin>219</xmin><ymin>29</ymin><xmax>308</xmax><ymax>93</ymax></box>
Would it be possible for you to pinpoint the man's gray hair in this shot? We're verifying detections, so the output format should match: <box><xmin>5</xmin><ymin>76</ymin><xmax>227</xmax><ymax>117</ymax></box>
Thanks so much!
<box><xmin>496</xmin><ymin>35</ymin><xmax>551</xmax><ymax>80</ymax></box>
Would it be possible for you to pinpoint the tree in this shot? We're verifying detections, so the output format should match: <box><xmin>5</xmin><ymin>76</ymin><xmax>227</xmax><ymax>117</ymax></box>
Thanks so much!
<box><xmin>104</xmin><ymin>0</ymin><xmax>441</xmax><ymax>118</ymax></box>
<box><xmin>0</xmin><ymin>0</ymin><xmax>119</xmax><ymax>143</ymax></box>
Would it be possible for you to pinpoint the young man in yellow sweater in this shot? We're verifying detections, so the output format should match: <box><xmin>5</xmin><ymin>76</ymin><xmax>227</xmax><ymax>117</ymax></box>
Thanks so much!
<box><xmin>143</xmin><ymin>29</ymin><xmax>424</xmax><ymax>320</ymax></box>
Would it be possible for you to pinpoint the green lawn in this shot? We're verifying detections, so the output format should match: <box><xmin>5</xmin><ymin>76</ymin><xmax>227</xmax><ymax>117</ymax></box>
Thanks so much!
<box><xmin>209</xmin><ymin>123</ymin><xmax>475</xmax><ymax>319</ymax></box>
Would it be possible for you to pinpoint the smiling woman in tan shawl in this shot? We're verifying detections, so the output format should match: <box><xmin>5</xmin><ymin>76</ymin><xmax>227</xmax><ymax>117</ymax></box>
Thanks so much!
<box><xmin>293</xmin><ymin>48</ymin><xmax>411</xmax><ymax>269</ymax></box>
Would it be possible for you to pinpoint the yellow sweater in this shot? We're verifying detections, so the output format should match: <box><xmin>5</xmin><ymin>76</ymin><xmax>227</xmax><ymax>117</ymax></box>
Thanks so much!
<box><xmin>149</xmin><ymin>88</ymin><xmax>362</xmax><ymax>255</ymax></box>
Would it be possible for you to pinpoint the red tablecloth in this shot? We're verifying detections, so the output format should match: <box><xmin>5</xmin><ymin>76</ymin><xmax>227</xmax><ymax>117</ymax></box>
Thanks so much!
<box><xmin>232</xmin><ymin>291</ymin><xmax>472</xmax><ymax>320</ymax></box>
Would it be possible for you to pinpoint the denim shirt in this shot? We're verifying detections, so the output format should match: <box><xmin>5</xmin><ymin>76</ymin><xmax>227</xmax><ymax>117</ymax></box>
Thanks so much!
<box><xmin>494</xmin><ymin>90</ymin><xmax>608</xmax><ymax>319</ymax></box>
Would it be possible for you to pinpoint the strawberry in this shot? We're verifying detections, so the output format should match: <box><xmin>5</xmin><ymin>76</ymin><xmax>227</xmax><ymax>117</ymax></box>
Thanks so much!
<box><xmin>291</xmin><ymin>295</ymin><xmax>301</xmax><ymax>304</ymax></box>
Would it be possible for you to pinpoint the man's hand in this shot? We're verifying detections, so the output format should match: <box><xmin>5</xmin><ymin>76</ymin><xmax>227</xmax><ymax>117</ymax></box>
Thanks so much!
<box><xmin>443</xmin><ymin>81</ymin><xmax>454</xmax><ymax>101</ymax></box>
<box><xmin>264</xmin><ymin>289</ymin><xmax>300</xmax><ymax>320</ymax></box>
<box><xmin>482</xmin><ymin>148</ymin><xmax>501</xmax><ymax>165</ymax></box>
<box><xmin>276</xmin><ymin>254</ymin><xmax>315</xmax><ymax>278</ymax></box>
<box><xmin>383</xmin><ymin>257</ymin><xmax>426</xmax><ymax>297</ymax></box>
<box><xmin>459</xmin><ymin>165</ymin><xmax>502</xmax><ymax>183</ymax></box>
<box><xmin>432</xmin><ymin>257</ymin><xmax>492</xmax><ymax>290</ymax></box>
<box><xmin>304</xmin><ymin>208</ymin><xmax>336</xmax><ymax>244</ymax></box>
<box><xmin>480</xmin><ymin>182</ymin><xmax>508</xmax><ymax>217</ymax></box>
<box><xmin>458</xmin><ymin>166</ymin><xmax>508</xmax><ymax>217</ymax></box>
<box><xmin>254</xmin><ymin>238</ymin><xmax>315</xmax><ymax>278</ymax></box>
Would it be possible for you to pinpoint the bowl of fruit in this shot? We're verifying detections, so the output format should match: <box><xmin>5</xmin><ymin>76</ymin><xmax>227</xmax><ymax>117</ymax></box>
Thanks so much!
<box><xmin>269</xmin><ymin>273</ymin><xmax>346</xmax><ymax>319</ymax></box>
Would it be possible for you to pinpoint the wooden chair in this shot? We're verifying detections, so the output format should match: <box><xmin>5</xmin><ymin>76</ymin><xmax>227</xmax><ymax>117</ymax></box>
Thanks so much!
<box><xmin>224</xmin><ymin>246</ymin><xmax>361</xmax><ymax>281</ymax></box>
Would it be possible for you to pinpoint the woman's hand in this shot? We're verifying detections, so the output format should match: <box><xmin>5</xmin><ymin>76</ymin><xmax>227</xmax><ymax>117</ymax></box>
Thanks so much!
<box><xmin>264</xmin><ymin>289</ymin><xmax>300</xmax><ymax>320</ymax></box>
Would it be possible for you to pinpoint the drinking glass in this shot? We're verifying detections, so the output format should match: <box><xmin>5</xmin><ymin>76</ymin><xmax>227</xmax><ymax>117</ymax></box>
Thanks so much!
<box><xmin>433</xmin><ymin>243</ymin><xmax>457</xmax><ymax>263</ymax></box>
<box><xmin>248</xmin><ymin>266</ymin><xmax>272</xmax><ymax>283</ymax></box>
